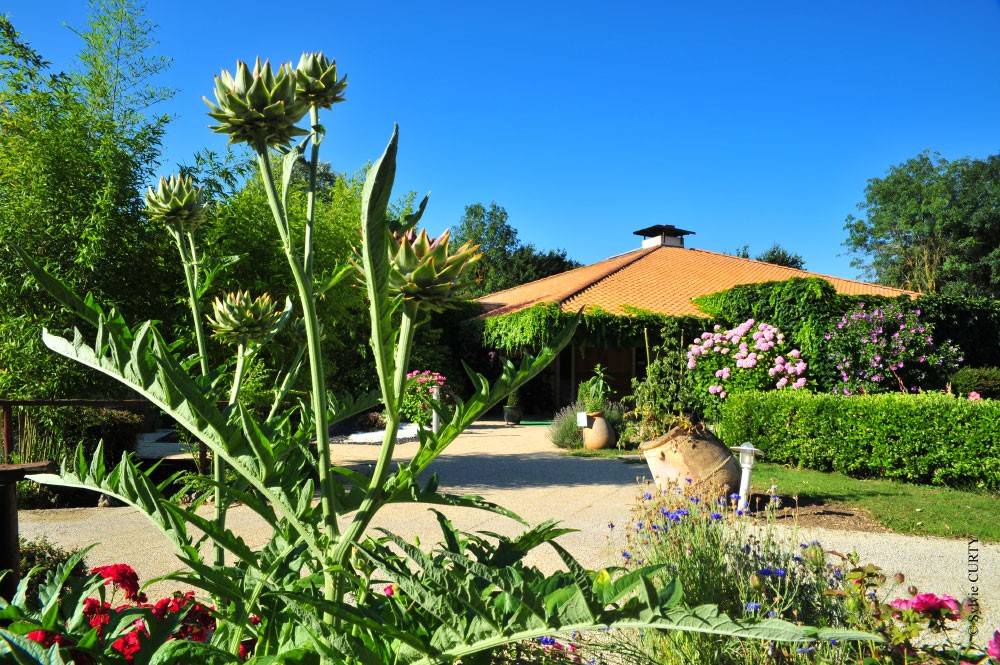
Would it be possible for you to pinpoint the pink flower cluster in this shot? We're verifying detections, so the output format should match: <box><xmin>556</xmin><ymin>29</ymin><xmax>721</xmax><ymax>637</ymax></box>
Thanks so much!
<box><xmin>406</xmin><ymin>370</ymin><xmax>446</xmax><ymax>386</ymax></box>
<box><xmin>890</xmin><ymin>592</ymin><xmax>961</xmax><ymax>620</ymax></box>
<box><xmin>969</xmin><ymin>391</ymin><xmax>983</xmax><ymax>401</ymax></box>
<box><xmin>687</xmin><ymin>319</ymin><xmax>807</xmax><ymax>398</ymax></box>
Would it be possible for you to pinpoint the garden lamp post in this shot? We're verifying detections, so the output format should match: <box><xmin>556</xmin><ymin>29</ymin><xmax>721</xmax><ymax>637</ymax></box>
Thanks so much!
<box><xmin>431</xmin><ymin>386</ymin><xmax>441</xmax><ymax>434</ymax></box>
<box><xmin>730</xmin><ymin>442</ymin><xmax>762</xmax><ymax>512</ymax></box>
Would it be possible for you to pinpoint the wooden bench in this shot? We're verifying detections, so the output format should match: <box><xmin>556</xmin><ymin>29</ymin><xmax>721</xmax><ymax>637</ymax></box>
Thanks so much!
<box><xmin>0</xmin><ymin>461</ymin><xmax>55</xmax><ymax>601</ymax></box>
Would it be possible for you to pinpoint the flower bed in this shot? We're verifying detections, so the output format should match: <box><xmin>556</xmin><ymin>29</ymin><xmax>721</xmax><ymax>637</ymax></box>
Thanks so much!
<box><xmin>584</xmin><ymin>484</ymin><xmax>998</xmax><ymax>665</ymax></box>
<box><xmin>718</xmin><ymin>390</ymin><xmax>1000</xmax><ymax>491</ymax></box>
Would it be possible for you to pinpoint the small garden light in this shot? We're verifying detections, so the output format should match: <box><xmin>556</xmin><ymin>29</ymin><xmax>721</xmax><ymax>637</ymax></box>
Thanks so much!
<box><xmin>730</xmin><ymin>442</ymin><xmax>762</xmax><ymax>512</ymax></box>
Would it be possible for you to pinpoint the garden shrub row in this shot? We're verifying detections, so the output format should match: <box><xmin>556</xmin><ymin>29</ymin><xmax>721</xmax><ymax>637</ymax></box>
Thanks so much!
<box><xmin>718</xmin><ymin>390</ymin><xmax>1000</xmax><ymax>492</ymax></box>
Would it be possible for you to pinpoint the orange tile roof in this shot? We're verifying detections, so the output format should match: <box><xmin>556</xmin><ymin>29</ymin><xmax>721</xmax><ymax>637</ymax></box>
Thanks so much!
<box><xmin>477</xmin><ymin>245</ymin><xmax>918</xmax><ymax>318</ymax></box>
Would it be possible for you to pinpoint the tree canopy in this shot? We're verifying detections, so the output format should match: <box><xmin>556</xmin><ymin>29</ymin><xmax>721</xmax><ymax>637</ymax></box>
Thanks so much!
<box><xmin>844</xmin><ymin>150</ymin><xmax>1000</xmax><ymax>296</ymax></box>
<box><xmin>452</xmin><ymin>202</ymin><xmax>580</xmax><ymax>297</ymax></box>
<box><xmin>0</xmin><ymin>3</ymin><xmax>178</xmax><ymax>398</ymax></box>
<box><xmin>731</xmin><ymin>243</ymin><xmax>806</xmax><ymax>269</ymax></box>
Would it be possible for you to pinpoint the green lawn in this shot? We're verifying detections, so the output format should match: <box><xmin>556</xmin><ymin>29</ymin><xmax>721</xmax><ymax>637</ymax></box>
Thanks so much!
<box><xmin>751</xmin><ymin>462</ymin><xmax>998</xmax><ymax>542</ymax></box>
<box><xmin>564</xmin><ymin>448</ymin><xmax>644</xmax><ymax>460</ymax></box>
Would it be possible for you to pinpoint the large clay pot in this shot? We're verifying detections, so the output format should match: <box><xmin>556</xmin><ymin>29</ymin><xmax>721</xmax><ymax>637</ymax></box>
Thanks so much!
<box><xmin>582</xmin><ymin>412</ymin><xmax>617</xmax><ymax>450</ymax></box>
<box><xmin>639</xmin><ymin>425</ymin><xmax>740</xmax><ymax>494</ymax></box>
<box><xmin>503</xmin><ymin>405</ymin><xmax>523</xmax><ymax>426</ymax></box>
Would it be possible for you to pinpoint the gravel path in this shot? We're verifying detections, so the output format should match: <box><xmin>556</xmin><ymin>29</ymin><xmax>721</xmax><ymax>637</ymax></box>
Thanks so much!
<box><xmin>17</xmin><ymin>422</ymin><xmax>999</xmax><ymax>630</ymax></box>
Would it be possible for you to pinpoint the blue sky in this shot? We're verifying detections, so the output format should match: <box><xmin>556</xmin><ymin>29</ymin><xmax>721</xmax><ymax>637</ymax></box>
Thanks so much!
<box><xmin>6</xmin><ymin>1</ymin><xmax>1000</xmax><ymax>278</ymax></box>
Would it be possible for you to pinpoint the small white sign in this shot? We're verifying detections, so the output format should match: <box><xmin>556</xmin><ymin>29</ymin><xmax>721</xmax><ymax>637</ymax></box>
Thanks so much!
<box><xmin>576</xmin><ymin>411</ymin><xmax>588</xmax><ymax>427</ymax></box>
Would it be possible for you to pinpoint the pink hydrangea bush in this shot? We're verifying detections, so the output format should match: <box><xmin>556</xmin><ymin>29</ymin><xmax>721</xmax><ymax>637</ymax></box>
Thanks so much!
<box><xmin>400</xmin><ymin>370</ymin><xmax>450</xmax><ymax>426</ymax></box>
<box><xmin>686</xmin><ymin>319</ymin><xmax>807</xmax><ymax>416</ymax></box>
<box><xmin>824</xmin><ymin>302</ymin><xmax>962</xmax><ymax>395</ymax></box>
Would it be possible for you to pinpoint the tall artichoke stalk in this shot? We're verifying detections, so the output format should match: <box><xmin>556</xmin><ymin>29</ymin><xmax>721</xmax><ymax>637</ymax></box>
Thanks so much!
<box><xmin>145</xmin><ymin>176</ymin><xmax>225</xmax><ymax>568</ymax></box>
<box><xmin>205</xmin><ymin>56</ymin><xmax>345</xmax><ymax>614</ymax></box>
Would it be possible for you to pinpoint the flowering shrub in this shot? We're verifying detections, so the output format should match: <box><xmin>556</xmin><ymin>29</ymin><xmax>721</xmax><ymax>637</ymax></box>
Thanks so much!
<box><xmin>686</xmin><ymin>319</ymin><xmax>807</xmax><ymax>418</ymax></box>
<box><xmin>400</xmin><ymin>370</ymin><xmax>449</xmax><ymax>426</ymax></box>
<box><xmin>824</xmin><ymin>302</ymin><xmax>962</xmax><ymax>394</ymax></box>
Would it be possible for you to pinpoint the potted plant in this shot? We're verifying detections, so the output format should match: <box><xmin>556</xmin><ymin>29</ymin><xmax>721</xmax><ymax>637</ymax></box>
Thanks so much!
<box><xmin>576</xmin><ymin>365</ymin><xmax>617</xmax><ymax>450</ymax></box>
<box><xmin>638</xmin><ymin>415</ymin><xmax>740</xmax><ymax>495</ymax></box>
<box><xmin>503</xmin><ymin>390</ymin><xmax>523</xmax><ymax>426</ymax></box>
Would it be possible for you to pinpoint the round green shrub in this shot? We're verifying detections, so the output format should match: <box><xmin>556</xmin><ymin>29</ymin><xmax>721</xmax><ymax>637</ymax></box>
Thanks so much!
<box><xmin>951</xmin><ymin>366</ymin><xmax>1000</xmax><ymax>399</ymax></box>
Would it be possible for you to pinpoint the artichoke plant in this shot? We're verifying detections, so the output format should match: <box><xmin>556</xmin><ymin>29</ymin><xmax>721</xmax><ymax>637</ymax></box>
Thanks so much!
<box><xmin>388</xmin><ymin>229</ymin><xmax>480</xmax><ymax>311</ymax></box>
<box><xmin>295</xmin><ymin>51</ymin><xmax>347</xmax><ymax>109</ymax></box>
<box><xmin>207</xmin><ymin>290</ymin><xmax>284</xmax><ymax>346</ymax></box>
<box><xmin>205</xmin><ymin>58</ymin><xmax>309</xmax><ymax>147</ymax></box>
<box><xmin>7</xmin><ymin>48</ymin><xmax>881</xmax><ymax>665</ymax></box>
<box><xmin>144</xmin><ymin>174</ymin><xmax>205</xmax><ymax>234</ymax></box>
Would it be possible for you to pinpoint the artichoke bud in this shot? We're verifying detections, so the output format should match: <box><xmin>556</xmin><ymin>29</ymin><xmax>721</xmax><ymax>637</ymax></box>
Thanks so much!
<box><xmin>387</xmin><ymin>229</ymin><xmax>481</xmax><ymax>311</ymax></box>
<box><xmin>204</xmin><ymin>58</ymin><xmax>310</xmax><ymax>148</ymax></box>
<box><xmin>295</xmin><ymin>52</ymin><xmax>347</xmax><ymax>109</ymax></box>
<box><xmin>144</xmin><ymin>175</ymin><xmax>205</xmax><ymax>234</ymax></box>
<box><xmin>207</xmin><ymin>291</ymin><xmax>284</xmax><ymax>346</ymax></box>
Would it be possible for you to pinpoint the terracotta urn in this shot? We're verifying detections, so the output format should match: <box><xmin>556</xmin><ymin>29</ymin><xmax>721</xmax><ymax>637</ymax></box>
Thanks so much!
<box><xmin>639</xmin><ymin>425</ymin><xmax>740</xmax><ymax>494</ymax></box>
<box><xmin>582</xmin><ymin>412</ymin><xmax>617</xmax><ymax>450</ymax></box>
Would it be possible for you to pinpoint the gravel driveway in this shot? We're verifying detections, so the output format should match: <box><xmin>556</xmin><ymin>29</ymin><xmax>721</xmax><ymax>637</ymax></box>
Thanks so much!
<box><xmin>17</xmin><ymin>421</ymin><xmax>999</xmax><ymax>630</ymax></box>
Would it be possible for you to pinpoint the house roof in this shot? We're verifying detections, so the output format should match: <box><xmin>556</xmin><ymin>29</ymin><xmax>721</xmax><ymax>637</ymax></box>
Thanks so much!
<box><xmin>477</xmin><ymin>245</ymin><xmax>918</xmax><ymax>318</ymax></box>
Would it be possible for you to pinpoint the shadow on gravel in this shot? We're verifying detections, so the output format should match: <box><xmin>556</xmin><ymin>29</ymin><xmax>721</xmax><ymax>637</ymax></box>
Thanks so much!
<box><xmin>345</xmin><ymin>452</ymin><xmax>650</xmax><ymax>490</ymax></box>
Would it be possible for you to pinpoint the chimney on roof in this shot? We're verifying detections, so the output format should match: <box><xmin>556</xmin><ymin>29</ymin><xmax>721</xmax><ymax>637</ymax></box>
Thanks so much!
<box><xmin>633</xmin><ymin>224</ymin><xmax>694</xmax><ymax>249</ymax></box>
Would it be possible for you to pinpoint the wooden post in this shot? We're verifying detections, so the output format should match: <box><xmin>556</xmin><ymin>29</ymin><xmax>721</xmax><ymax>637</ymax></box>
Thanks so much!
<box><xmin>2</xmin><ymin>404</ymin><xmax>11</xmax><ymax>464</ymax></box>
<box><xmin>0</xmin><ymin>462</ymin><xmax>54</xmax><ymax>601</ymax></box>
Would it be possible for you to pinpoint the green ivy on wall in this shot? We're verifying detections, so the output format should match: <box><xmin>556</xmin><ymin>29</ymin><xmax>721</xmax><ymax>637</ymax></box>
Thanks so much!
<box><xmin>474</xmin><ymin>302</ymin><xmax>706</xmax><ymax>355</ymax></box>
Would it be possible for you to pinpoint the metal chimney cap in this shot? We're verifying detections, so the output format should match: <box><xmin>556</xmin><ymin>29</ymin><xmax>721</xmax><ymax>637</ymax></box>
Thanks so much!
<box><xmin>632</xmin><ymin>224</ymin><xmax>695</xmax><ymax>238</ymax></box>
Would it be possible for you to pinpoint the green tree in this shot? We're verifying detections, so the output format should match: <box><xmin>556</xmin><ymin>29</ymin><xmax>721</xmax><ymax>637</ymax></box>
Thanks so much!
<box><xmin>844</xmin><ymin>150</ymin><xmax>1000</xmax><ymax>296</ymax></box>
<box><xmin>0</xmin><ymin>3</ymin><xmax>178</xmax><ymax>399</ymax></box>
<box><xmin>453</xmin><ymin>201</ymin><xmax>579</xmax><ymax>296</ymax></box>
<box><xmin>756</xmin><ymin>243</ymin><xmax>805</xmax><ymax>270</ymax></box>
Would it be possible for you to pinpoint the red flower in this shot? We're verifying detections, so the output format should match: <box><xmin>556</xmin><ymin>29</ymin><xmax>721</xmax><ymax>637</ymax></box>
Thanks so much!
<box><xmin>91</xmin><ymin>564</ymin><xmax>144</xmax><ymax>602</ymax></box>
<box><xmin>238</xmin><ymin>638</ymin><xmax>257</xmax><ymax>661</ymax></box>
<box><xmin>82</xmin><ymin>597</ymin><xmax>113</xmax><ymax>637</ymax></box>
<box><xmin>111</xmin><ymin>629</ymin><xmax>143</xmax><ymax>662</ymax></box>
<box><xmin>25</xmin><ymin>630</ymin><xmax>66</xmax><ymax>647</ymax></box>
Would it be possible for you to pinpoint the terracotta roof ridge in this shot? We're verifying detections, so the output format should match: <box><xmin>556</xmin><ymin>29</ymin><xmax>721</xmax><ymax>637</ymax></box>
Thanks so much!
<box><xmin>474</xmin><ymin>247</ymin><xmax>649</xmax><ymax>302</ymax></box>
<box><xmin>680</xmin><ymin>247</ymin><xmax>921</xmax><ymax>296</ymax></box>
<box><xmin>560</xmin><ymin>246</ymin><xmax>661</xmax><ymax>307</ymax></box>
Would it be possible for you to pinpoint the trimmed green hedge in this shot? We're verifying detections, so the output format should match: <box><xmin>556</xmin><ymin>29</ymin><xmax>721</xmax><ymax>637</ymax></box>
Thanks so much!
<box><xmin>718</xmin><ymin>391</ymin><xmax>1000</xmax><ymax>492</ymax></box>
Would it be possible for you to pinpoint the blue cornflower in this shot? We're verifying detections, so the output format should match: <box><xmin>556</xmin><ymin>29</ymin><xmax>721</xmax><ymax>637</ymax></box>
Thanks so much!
<box><xmin>729</xmin><ymin>492</ymin><xmax>741</xmax><ymax>501</ymax></box>
<box><xmin>829</xmin><ymin>639</ymin><xmax>840</xmax><ymax>647</ymax></box>
<box><xmin>792</xmin><ymin>555</ymin><xmax>803</xmax><ymax>563</ymax></box>
<box><xmin>833</xmin><ymin>569</ymin><xmax>843</xmax><ymax>580</ymax></box>
<box><xmin>767</xmin><ymin>610</ymin><xmax>778</xmax><ymax>618</ymax></box>
<box><xmin>635</xmin><ymin>521</ymin><xmax>644</xmax><ymax>530</ymax></box>
<box><xmin>709</xmin><ymin>512</ymin><xmax>723</xmax><ymax>520</ymax></box>
<box><xmin>689</xmin><ymin>496</ymin><xmax>700</xmax><ymax>504</ymax></box>
<box><xmin>643</xmin><ymin>492</ymin><xmax>653</xmax><ymax>501</ymax></box>
<box><xmin>758</xmin><ymin>567</ymin><xmax>773</xmax><ymax>577</ymax></box>
<box><xmin>659</xmin><ymin>507</ymin><xmax>671</xmax><ymax>517</ymax></box>
<box><xmin>675</xmin><ymin>508</ymin><xmax>689</xmax><ymax>517</ymax></box>
<box><xmin>736</xmin><ymin>509</ymin><xmax>745</xmax><ymax>516</ymax></box>
<box><xmin>684</xmin><ymin>477</ymin><xmax>693</xmax><ymax>484</ymax></box>
<box><xmin>774</xmin><ymin>568</ymin><xmax>787</xmax><ymax>578</ymax></box>
<box><xmin>745</xmin><ymin>601</ymin><xmax>761</xmax><ymax>612</ymax></box>
<box><xmin>537</xmin><ymin>636</ymin><xmax>557</xmax><ymax>646</ymax></box>
<box><xmin>622</xmin><ymin>550</ymin><xmax>632</xmax><ymax>561</ymax></box>
<box><xmin>796</xmin><ymin>646</ymin><xmax>816</xmax><ymax>655</ymax></box>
